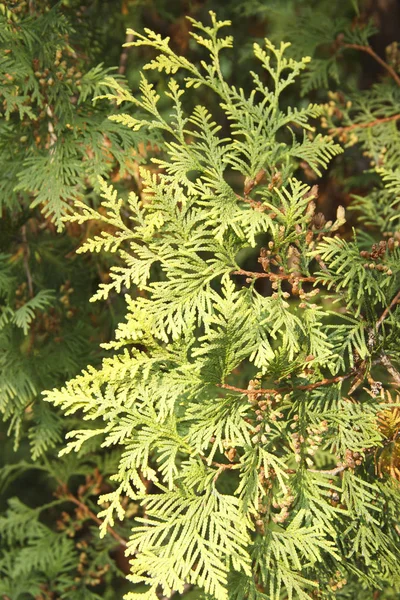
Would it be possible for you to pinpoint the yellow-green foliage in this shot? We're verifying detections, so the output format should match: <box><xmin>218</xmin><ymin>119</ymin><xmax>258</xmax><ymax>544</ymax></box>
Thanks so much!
<box><xmin>43</xmin><ymin>13</ymin><xmax>400</xmax><ymax>600</ymax></box>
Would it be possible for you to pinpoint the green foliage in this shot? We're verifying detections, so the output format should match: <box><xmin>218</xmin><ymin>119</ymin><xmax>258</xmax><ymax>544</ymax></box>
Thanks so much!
<box><xmin>2</xmin><ymin>2</ymin><xmax>400</xmax><ymax>600</ymax></box>
<box><xmin>42</xmin><ymin>10</ymin><xmax>400</xmax><ymax>600</ymax></box>
<box><xmin>0</xmin><ymin>456</ymin><xmax>128</xmax><ymax>600</ymax></box>
<box><xmin>0</xmin><ymin>0</ymin><xmax>147</xmax><ymax>227</ymax></box>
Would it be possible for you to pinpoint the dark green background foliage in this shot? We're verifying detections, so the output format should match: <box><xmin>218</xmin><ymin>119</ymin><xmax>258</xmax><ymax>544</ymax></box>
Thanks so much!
<box><xmin>1</xmin><ymin>1</ymin><xmax>399</xmax><ymax>599</ymax></box>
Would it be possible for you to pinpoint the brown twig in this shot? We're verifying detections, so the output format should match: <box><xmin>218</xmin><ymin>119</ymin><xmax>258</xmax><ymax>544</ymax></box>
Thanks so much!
<box><xmin>66</xmin><ymin>492</ymin><xmax>128</xmax><ymax>547</ymax></box>
<box><xmin>233</xmin><ymin>268</ymin><xmax>316</xmax><ymax>283</ymax></box>
<box><xmin>212</xmin><ymin>463</ymin><xmax>241</xmax><ymax>482</ymax></box>
<box><xmin>199</xmin><ymin>454</ymin><xmax>240</xmax><ymax>479</ymax></box>
<box><xmin>119</xmin><ymin>32</ymin><xmax>135</xmax><ymax>75</ymax></box>
<box><xmin>343</xmin><ymin>43</ymin><xmax>400</xmax><ymax>87</ymax></box>
<box><xmin>376</xmin><ymin>290</ymin><xmax>400</xmax><ymax>331</ymax></box>
<box><xmin>331</xmin><ymin>42</ymin><xmax>400</xmax><ymax>137</ymax></box>
<box><xmin>234</xmin><ymin>193</ymin><xmax>266</xmax><ymax>211</ymax></box>
<box><xmin>218</xmin><ymin>373</ymin><xmax>353</xmax><ymax>397</ymax></box>
<box><xmin>330</xmin><ymin>113</ymin><xmax>400</xmax><ymax>135</ymax></box>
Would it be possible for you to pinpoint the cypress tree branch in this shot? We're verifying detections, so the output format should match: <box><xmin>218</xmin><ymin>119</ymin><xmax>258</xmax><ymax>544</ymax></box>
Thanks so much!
<box><xmin>30</xmin><ymin>11</ymin><xmax>400</xmax><ymax>598</ymax></box>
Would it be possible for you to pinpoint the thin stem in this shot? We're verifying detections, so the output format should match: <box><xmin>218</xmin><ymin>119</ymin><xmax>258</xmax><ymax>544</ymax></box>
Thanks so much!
<box><xmin>376</xmin><ymin>290</ymin><xmax>400</xmax><ymax>331</ymax></box>
<box><xmin>233</xmin><ymin>268</ymin><xmax>316</xmax><ymax>283</ymax></box>
<box><xmin>66</xmin><ymin>492</ymin><xmax>128</xmax><ymax>547</ymax></box>
<box><xmin>213</xmin><ymin>463</ymin><xmax>241</xmax><ymax>483</ymax></box>
<box><xmin>218</xmin><ymin>372</ymin><xmax>352</xmax><ymax>397</ymax></box>
<box><xmin>330</xmin><ymin>113</ymin><xmax>400</xmax><ymax>135</ymax></box>
<box><xmin>343</xmin><ymin>43</ymin><xmax>400</xmax><ymax>87</ymax></box>
<box><xmin>234</xmin><ymin>193</ymin><xmax>266</xmax><ymax>212</ymax></box>
<box><xmin>199</xmin><ymin>454</ymin><xmax>240</xmax><ymax>479</ymax></box>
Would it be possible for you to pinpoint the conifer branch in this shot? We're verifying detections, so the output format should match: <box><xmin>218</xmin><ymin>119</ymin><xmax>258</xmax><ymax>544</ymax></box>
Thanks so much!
<box><xmin>28</xmin><ymin>13</ymin><xmax>400</xmax><ymax>599</ymax></box>
<box><xmin>343</xmin><ymin>43</ymin><xmax>400</xmax><ymax>87</ymax></box>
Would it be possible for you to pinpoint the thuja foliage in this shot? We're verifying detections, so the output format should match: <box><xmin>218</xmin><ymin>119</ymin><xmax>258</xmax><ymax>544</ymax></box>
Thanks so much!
<box><xmin>39</xmin><ymin>10</ymin><xmax>400</xmax><ymax>600</ymax></box>
<box><xmin>0</xmin><ymin>0</ymin><xmax>131</xmax><ymax>447</ymax></box>
<box><xmin>0</xmin><ymin>453</ymin><xmax>132</xmax><ymax>600</ymax></box>
<box><xmin>0</xmin><ymin>2</ymin><xmax>148</xmax><ymax>596</ymax></box>
<box><xmin>0</xmin><ymin>0</ymin><xmax>228</xmax><ymax>456</ymax></box>
<box><xmin>0</xmin><ymin>0</ymin><xmax>149</xmax><ymax>226</ymax></box>
<box><xmin>1</xmin><ymin>2</ymin><xmax>400</xmax><ymax>599</ymax></box>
